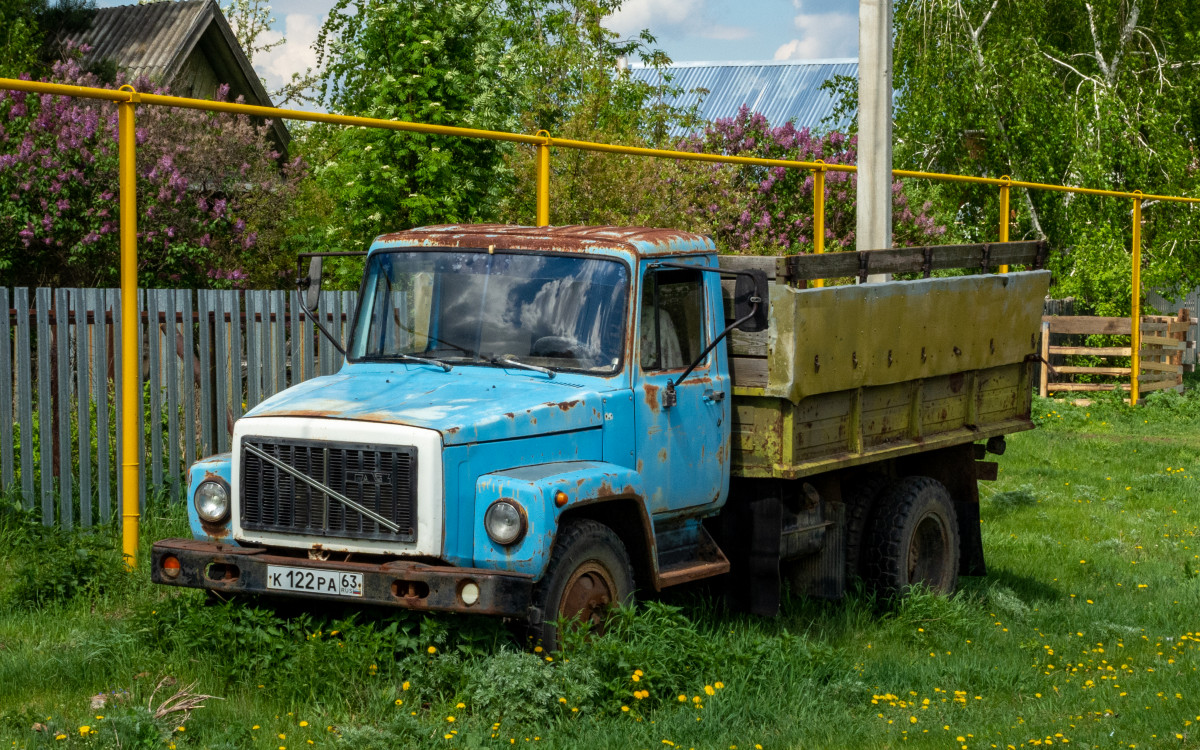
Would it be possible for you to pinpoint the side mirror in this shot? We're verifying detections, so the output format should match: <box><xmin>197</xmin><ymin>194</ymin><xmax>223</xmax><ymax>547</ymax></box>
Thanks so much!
<box><xmin>733</xmin><ymin>269</ymin><xmax>768</xmax><ymax>332</ymax></box>
<box><xmin>301</xmin><ymin>256</ymin><xmax>323</xmax><ymax>311</ymax></box>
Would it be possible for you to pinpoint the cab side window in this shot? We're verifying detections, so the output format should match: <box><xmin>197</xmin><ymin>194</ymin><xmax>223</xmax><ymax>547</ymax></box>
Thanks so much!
<box><xmin>641</xmin><ymin>268</ymin><xmax>706</xmax><ymax>371</ymax></box>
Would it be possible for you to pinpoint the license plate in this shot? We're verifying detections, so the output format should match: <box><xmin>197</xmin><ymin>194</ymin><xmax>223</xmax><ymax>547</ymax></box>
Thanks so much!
<box><xmin>266</xmin><ymin>565</ymin><xmax>363</xmax><ymax>597</ymax></box>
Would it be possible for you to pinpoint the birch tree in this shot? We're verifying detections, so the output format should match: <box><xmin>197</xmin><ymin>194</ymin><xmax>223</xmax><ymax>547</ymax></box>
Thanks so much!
<box><xmin>893</xmin><ymin>0</ymin><xmax>1200</xmax><ymax>311</ymax></box>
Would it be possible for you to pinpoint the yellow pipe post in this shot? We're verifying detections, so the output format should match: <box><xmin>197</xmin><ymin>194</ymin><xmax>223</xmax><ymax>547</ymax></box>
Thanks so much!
<box><xmin>118</xmin><ymin>87</ymin><xmax>140</xmax><ymax>569</ymax></box>
<box><xmin>812</xmin><ymin>161</ymin><xmax>826</xmax><ymax>288</ymax></box>
<box><xmin>1130</xmin><ymin>192</ymin><xmax>1143</xmax><ymax>405</ymax></box>
<box><xmin>535</xmin><ymin>131</ymin><xmax>550</xmax><ymax>227</ymax></box>
<box><xmin>998</xmin><ymin>176</ymin><xmax>1011</xmax><ymax>273</ymax></box>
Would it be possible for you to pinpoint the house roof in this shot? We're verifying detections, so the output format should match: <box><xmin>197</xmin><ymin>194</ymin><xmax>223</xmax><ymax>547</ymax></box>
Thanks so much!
<box><xmin>628</xmin><ymin>59</ymin><xmax>858</xmax><ymax>138</ymax></box>
<box><xmin>63</xmin><ymin>0</ymin><xmax>289</xmax><ymax>149</ymax></box>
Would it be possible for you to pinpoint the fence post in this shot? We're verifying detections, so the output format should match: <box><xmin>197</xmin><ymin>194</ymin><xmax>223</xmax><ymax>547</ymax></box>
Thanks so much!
<box><xmin>998</xmin><ymin>175</ymin><xmax>1011</xmax><ymax>273</ymax></box>
<box><xmin>1130</xmin><ymin>191</ymin><xmax>1143</xmax><ymax>405</ymax></box>
<box><xmin>535</xmin><ymin>131</ymin><xmax>550</xmax><ymax>227</ymax></box>
<box><xmin>813</xmin><ymin>161</ymin><xmax>826</xmax><ymax>288</ymax></box>
<box><xmin>118</xmin><ymin>86</ymin><xmax>140</xmax><ymax>569</ymax></box>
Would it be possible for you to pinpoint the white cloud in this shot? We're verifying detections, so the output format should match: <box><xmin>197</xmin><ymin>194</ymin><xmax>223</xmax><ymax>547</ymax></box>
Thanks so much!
<box><xmin>253</xmin><ymin>13</ymin><xmax>322</xmax><ymax>93</ymax></box>
<box><xmin>604</xmin><ymin>0</ymin><xmax>750</xmax><ymax>42</ymax></box>
<box><xmin>774</xmin><ymin>4</ymin><xmax>857</xmax><ymax>60</ymax></box>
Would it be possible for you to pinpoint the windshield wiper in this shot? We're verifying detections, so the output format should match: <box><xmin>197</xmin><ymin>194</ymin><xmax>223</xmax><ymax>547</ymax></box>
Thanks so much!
<box><xmin>391</xmin><ymin>352</ymin><xmax>452</xmax><ymax>372</ymax></box>
<box><xmin>494</xmin><ymin>354</ymin><xmax>555</xmax><ymax>379</ymax></box>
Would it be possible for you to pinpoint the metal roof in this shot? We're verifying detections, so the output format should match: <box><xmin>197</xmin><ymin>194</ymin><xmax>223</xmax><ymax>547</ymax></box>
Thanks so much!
<box><xmin>375</xmin><ymin>225</ymin><xmax>715</xmax><ymax>257</ymax></box>
<box><xmin>628</xmin><ymin>59</ymin><xmax>858</xmax><ymax>137</ymax></box>
<box><xmin>63</xmin><ymin>0</ymin><xmax>289</xmax><ymax>148</ymax></box>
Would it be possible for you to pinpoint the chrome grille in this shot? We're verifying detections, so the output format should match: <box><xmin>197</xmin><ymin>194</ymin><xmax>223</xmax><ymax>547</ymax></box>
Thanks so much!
<box><xmin>240</xmin><ymin>437</ymin><xmax>417</xmax><ymax>542</ymax></box>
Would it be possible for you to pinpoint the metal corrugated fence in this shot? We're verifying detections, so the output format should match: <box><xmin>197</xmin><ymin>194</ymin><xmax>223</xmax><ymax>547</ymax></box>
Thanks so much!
<box><xmin>627</xmin><ymin>60</ymin><xmax>859</xmax><ymax>137</ymax></box>
<box><xmin>0</xmin><ymin>287</ymin><xmax>356</xmax><ymax>528</ymax></box>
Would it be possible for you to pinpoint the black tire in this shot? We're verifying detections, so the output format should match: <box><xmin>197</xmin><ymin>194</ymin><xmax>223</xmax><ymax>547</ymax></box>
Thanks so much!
<box><xmin>843</xmin><ymin>474</ymin><xmax>890</xmax><ymax>581</ymax></box>
<box><xmin>530</xmin><ymin>519</ymin><xmax>634</xmax><ymax>652</ymax></box>
<box><xmin>864</xmin><ymin>476</ymin><xmax>960</xmax><ymax>596</ymax></box>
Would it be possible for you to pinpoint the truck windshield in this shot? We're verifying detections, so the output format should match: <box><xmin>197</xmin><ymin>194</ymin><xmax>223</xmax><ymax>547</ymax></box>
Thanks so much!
<box><xmin>349</xmin><ymin>249</ymin><xmax>630</xmax><ymax>374</ymax></box>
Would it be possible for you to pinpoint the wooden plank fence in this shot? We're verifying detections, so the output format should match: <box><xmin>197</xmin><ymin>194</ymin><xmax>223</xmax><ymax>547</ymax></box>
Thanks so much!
<box><xmin>1038</xmin><ymin>310</ymin><xmax>1195</xmax><ymax>398</ymax></box>
<box><xmin>0</xmin><ymin>287</ymin><xmax>356</xmax><ymax>528</ymax></box>
<box><xmin>1147</xmin><ymin>287</ymin><xmax>1198</xmax><ymax>369</ymax></box>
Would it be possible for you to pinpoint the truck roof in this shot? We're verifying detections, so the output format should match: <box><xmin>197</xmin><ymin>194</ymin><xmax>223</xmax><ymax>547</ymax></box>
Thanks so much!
<box><xmin>373</xmin><ymin>224</ymin><xmax>715</xmax><ymax>258</ymax></box>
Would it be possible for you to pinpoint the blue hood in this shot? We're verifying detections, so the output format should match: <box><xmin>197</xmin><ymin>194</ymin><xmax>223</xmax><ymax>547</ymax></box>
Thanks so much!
<box><xmin>243</xmin><ymin>365</ymin><xmax>607</xmax><ymax>445</ymax></box>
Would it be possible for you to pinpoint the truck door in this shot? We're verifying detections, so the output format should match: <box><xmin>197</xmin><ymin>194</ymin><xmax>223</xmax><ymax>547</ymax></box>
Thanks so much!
<box><xmin>633</xmin><ymin>259</ymin><xmax>730</xmax><ymax>516</ymax></box>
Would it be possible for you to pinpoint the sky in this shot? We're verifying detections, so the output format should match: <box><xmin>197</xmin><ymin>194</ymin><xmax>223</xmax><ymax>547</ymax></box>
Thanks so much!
<box><xmin>95</xmin><ymin>0</ymin><xmax>860</xmax><ymax>101</ymax></box>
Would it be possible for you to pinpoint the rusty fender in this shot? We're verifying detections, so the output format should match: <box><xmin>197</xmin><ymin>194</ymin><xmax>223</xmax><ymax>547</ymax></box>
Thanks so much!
<box><xmin>151</xmin><ymin>538</ymin><xmax>533</xmax><ymax>618</ymax></box>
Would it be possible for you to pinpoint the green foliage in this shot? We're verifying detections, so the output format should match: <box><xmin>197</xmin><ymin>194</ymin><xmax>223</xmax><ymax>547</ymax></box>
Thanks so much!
<box><xmin>5</xmin><ymin>523</ymin><xmax>126</xmax><ymax>607</ymax></box>
<box><xmin>0</xmin><ymin>0</ymin><xmax>43</xmax><ymax>78</ymax></box>
<box><xmin>307</xmin><ymin>0</ymin><xmax>524</xmax><ymax>253</ymax></box>
<box><xmin>892</xmin><ymin>0</ymin><xmax>1200</xmax><ymax>312</ymax></box>
<box><xmin>466</xmin><ymin>650</ymin><xmax>596</xmax><ymax>726</ymax></box>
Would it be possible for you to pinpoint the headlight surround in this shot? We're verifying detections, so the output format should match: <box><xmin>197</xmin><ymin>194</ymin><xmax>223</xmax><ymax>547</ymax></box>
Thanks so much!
<box><xmin>484</xmin><ymin>499</ymin><xmax>526</xmax><ymax>546</ymax></box>
<box><xmin>194</xmin><ymin>479</ymin><xmax>230</xmax><ymax>524</ymax></box>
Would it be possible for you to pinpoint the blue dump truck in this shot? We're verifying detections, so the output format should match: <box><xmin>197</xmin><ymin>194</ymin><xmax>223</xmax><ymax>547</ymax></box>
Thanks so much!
<box><xmin>153</xmin><ymin>225</ymin><xmax>1051</xmax><ymax>648</ymax></box>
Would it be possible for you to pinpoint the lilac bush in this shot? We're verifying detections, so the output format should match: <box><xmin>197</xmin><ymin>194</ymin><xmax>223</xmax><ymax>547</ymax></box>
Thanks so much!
<box><xmin>0</xmin><ymin>50</ymin><xmax>304</xmax><ymax>288</ymax></box>
<box><xmin>677</xmin><ymin>107</ymin><xmax>945</xmax><ymax>254</ymax></box>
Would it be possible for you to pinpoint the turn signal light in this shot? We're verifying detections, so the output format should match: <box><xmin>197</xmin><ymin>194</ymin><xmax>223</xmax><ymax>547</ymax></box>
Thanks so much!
<box><xmin>554</xmin><ymin>490</ymin><xmax>568</xmax><ymax>507</ymax></box>
<box><xmin>162</xmin><ymin>555</ymin><xmax>181</xmax><ymax>579</ymax></box>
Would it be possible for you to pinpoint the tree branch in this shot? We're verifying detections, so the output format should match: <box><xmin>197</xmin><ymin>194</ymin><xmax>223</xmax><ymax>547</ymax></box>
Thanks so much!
<box><xmin>1084</xmin><ymin>3</ymin><xmax>1111</xmax><ymax>80</ymax></box>
<box><xmin>1107</xmin><ymin>0</ymin><xmax>1140</xmax><ymax>85</ymax></box>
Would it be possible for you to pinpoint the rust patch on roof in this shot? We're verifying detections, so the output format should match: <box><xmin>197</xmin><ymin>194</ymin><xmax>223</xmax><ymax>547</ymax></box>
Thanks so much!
<box><xmin>375</xmin><ymin>224</ymin><xmax>714</xmax><ymax>257</ymax></box>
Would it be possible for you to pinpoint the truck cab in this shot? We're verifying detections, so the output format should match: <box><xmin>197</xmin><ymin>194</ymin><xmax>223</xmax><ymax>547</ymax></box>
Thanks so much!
<box><xmin>155</xmin><ymin>226</ymin><xmax>746</xmax><ymax>646</ymax></box>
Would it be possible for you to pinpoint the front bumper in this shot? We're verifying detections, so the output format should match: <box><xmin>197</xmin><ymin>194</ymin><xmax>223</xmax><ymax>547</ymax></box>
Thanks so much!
<box><xmin>151</xmin><ymin>538</ymin><xmax>533</xmax><ymax>618</ymax></box>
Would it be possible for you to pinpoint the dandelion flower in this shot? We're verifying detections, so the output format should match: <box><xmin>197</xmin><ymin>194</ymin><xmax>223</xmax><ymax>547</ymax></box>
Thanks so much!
<box><xmin>456</xmin><ymin>703</ymin><xmax>465</xmax><ymax>709</ymax></box>
<box><xmin>447</xmin><ymin>716</ymin><xmax>456</xmax><ymax>723</ymax></box>
<box><xmin>299</xmin><ymin>721</ymin><xmax>308</xmax><ymax>727</ymax></box>
<box><xmin>428</xmin><ymin>646</ymin><xmax>438</xmax><ymax>654</ymax></box>
<box><xmin>715</xmin><ymin>682</ymin><xmax>725</xmax><ymax>689</ymax></box>
<box><xmin>79</xmin><ymin>727</ymin><xmax>90</xmax><ymax>737</ymax></box>
<box><xmin>705</xmin><ymin>685</ymin><xmax>715</xmax><ymax>696</ymax></box>
<box><xmin>678</xmin><ymin>695</ymin><xmax>687</xmax><ymax>703</ymax></box>
<box><xmin>622</xmin><ymin>706</ymin><xmax>630</xmax><ymax>712</ymax></box>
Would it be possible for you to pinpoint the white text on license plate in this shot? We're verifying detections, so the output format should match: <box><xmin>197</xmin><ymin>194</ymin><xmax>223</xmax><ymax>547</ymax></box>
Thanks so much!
<box><xmin>266</xmin><ymin>565</ymin><xmax>363</xmax><ymax>597</ymax></box>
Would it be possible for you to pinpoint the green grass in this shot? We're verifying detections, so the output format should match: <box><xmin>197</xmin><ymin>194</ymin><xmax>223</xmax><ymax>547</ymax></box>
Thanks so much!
<box><xmin>3</xmin><ymin>382</ymin><xmax>1200</xmax><ymax>749</ymax></box>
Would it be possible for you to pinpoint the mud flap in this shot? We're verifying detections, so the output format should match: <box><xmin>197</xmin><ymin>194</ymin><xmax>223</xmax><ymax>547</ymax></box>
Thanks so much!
<box><xmin>709</xmin><ymin>495</ymin><xmax>782</xmax><ymax>616</ymax></box>
<box><xmin>746</xmin><ymin>496</ymin><xmax>783</xmax><ymax>616</ymax></box>
<box><xmin>955</xmin><ymin>499</ymin><xmax>987</xmax><ymax>576</ymax></box>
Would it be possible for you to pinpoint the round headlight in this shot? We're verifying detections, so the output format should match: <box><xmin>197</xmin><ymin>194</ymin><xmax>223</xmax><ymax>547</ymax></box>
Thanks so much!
<box><xmin>194</xmin><ymin>480</ymin><xmax>230</xmax><ymax>523</ymax></box>
<box><xmin>484</xmin><ymin>499</ymin><xmax>526</xmax><ymax>546</ymax></box>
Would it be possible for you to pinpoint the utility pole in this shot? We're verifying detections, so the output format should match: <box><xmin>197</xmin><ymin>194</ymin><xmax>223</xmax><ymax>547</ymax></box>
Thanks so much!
<box><xmin>858</xmin><ymin>0</ymin><xmax>892</xmax><ymax>283</ymax></box>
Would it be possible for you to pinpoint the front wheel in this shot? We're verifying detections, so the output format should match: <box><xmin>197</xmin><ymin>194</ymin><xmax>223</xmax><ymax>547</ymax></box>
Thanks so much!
<box><xmin>530</xmin><ymin>519</ymin><xmax>634</xmax><ymax>652</ymax></box>
<box><xmin>864</xmin><ymin>476</ymin><xmax>960</xmax><ymax>596</ymax></box>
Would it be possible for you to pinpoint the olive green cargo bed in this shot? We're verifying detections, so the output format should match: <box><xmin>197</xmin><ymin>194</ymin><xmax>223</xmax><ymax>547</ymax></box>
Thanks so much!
<box><xmin>718</xmin><ymin>260</ymin><xmax>1050</xmax><ymax>480</ymax></box>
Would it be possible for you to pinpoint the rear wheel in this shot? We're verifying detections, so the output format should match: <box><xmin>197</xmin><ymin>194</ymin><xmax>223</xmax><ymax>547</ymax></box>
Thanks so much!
<box><xmin>865</xmin><ymin>477</ymin><xmax>960</xmax><ymax>595</ymax></box>
<box><xmin>843</xmin><ymin>474</ymin><xmax>890</xmax><ymax>581</ymax></box>
<box><xmin>530</xmin><ymin>519</ymin><xmax>634</xmax><ymax>652</ymax></box>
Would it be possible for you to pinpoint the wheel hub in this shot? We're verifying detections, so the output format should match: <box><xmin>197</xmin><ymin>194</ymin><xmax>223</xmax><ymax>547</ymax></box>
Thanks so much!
<box><xmin>908</xmin><ymin>512</ymin><xmax>950</xmax><ymax>591</ymax></box>
<box><xmin>559</xmin><ymin>560</ymin><xmax>615</xmax><ymax>633</ymax></box>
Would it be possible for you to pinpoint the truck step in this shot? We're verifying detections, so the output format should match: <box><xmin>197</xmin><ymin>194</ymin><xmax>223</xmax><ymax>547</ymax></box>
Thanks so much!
<box><xmin>656</xmin><ymin>527</ymin><xmax>730</xmax><ymax>588</ymax></box>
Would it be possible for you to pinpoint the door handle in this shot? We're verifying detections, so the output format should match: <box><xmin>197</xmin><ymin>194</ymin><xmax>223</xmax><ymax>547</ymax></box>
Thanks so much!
<box><xmin>704</xmin><ymin>389</ymin><xmax>726</xmax><ymax>402</ymax></box>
